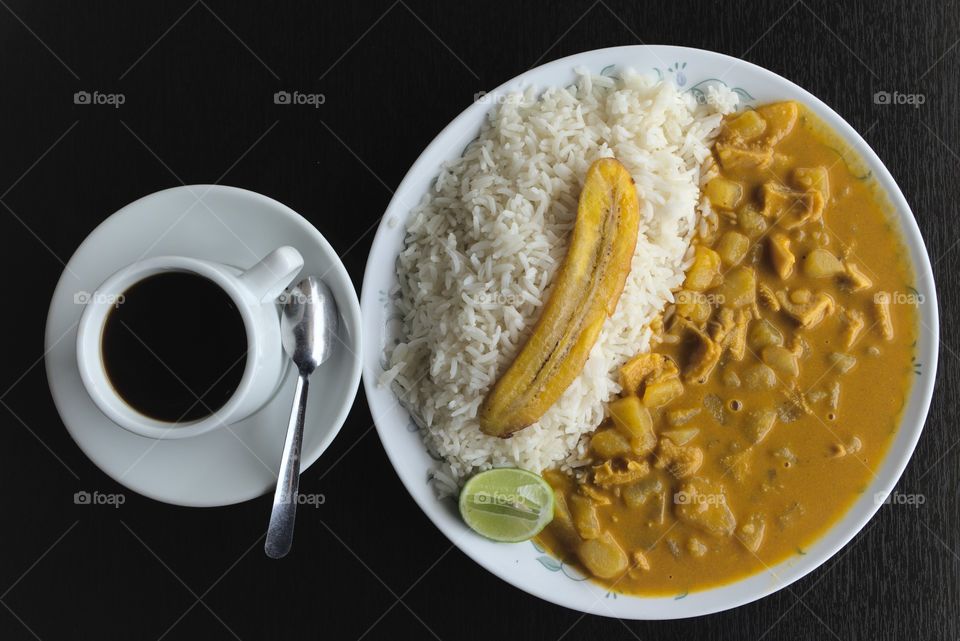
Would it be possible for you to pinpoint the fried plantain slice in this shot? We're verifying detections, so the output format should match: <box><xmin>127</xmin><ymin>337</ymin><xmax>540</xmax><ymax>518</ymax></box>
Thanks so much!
<box><xmin>479</xmin><ymin>158</ymin><xmax>640</xmax><ymax>437</ymax></box>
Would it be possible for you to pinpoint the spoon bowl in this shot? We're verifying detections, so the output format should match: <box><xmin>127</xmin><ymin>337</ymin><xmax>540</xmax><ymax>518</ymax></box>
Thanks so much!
<box><xmin>281</xmin><ymin>278</ymin><xmax>338</xmax><ymax>375</ymax></box>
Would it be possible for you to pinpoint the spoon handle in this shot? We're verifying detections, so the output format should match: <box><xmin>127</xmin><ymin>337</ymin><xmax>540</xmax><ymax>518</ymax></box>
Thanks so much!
<box><xmin>265</xmin><ymin>372</ymin><xmax>309</xmax><ymax>559</ymax></box>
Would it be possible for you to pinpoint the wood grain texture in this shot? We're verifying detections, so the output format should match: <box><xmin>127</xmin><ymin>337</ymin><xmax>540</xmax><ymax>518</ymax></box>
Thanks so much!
<box><xmin>0</xmin><ymin>1</ymin><xmax>957</xmax><ymax>639</ymax></box>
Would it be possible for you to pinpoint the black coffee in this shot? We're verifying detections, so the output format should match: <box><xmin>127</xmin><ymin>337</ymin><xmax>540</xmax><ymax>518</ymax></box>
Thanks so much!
<box><xmin>101</xmin><ymin>272</ymin><xmax>248</xmax><ymax>423</ymax></box>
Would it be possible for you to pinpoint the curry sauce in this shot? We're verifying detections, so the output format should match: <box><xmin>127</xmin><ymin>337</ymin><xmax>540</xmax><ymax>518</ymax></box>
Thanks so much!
<box><xmin>536</xmin><ymin>101</ymin><xmax>918</xmax><ymax>595</ymax></box>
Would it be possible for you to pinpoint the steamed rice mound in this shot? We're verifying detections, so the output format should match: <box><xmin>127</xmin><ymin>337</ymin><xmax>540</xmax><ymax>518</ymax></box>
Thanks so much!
<box><xmin>382</xmin><ymin>68</ymin><xmax>737</xmax><ymax>494</ymax></box>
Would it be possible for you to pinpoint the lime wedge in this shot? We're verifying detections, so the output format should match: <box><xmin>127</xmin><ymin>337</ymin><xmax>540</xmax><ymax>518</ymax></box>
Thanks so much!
<box><xmin>459</xmin><ymin>468</ymin><xmax>555</xmax><ymax>542</ymax></box>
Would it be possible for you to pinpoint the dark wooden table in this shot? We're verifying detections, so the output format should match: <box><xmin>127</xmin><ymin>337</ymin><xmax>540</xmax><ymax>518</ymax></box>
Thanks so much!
<box><xmin>2</xmin><ymin>1</ymin><xmax>957</xmax><ymax>639</ymax></box>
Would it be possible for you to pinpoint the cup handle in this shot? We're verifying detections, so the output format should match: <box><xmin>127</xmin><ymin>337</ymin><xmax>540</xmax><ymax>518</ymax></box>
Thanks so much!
<box><xmin>238</xmin><ymin>246</ymin><xmax>304</xmax><ymax>303</ymax></box>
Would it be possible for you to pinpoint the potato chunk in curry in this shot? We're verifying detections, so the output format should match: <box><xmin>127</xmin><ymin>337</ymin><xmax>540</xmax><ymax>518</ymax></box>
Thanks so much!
<box><xmin>674</xmin><ymin>477</ymin><xmax>737</xmax><ymax>537</ymax></box>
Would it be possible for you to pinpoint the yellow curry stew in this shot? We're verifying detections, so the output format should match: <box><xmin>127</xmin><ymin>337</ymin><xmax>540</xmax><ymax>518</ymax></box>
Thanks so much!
<box><xmin>536</xmin><ymin>100</ymin><xmax>918</xmax><ymax>595</ymax></box>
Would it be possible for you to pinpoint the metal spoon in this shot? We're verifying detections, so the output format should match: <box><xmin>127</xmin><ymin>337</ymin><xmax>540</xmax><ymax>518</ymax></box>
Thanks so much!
<box><xmin>264</xmin><ymin>275</ymin><xmax>338</xmax><ymax>559</ymax></box>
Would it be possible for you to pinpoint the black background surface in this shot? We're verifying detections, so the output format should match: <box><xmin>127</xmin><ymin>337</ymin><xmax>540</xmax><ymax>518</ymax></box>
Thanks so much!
<box><xmin>2</xmin><ymin>2</ymin><xmax>958</xmax><ymax>639</ymax></box>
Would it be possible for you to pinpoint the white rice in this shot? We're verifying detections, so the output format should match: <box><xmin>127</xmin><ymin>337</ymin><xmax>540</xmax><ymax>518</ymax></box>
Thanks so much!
<box><xmin>382</xmin><ymin>68</ymin><xmax>737</xmax><ymax>495</ymax></box>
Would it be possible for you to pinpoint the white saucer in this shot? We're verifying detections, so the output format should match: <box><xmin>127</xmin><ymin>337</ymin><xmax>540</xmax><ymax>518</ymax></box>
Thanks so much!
<box><xmin>45</xmin><ymin>185</ymin><xmax>362</xmax><ymax>507</ymax></box>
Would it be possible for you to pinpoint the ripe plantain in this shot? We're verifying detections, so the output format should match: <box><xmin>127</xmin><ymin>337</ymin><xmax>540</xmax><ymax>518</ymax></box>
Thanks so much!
<box><xmin>479</xmin><ymin>157</ymin><xmax>640</xmax><ymax>437</ymax></box>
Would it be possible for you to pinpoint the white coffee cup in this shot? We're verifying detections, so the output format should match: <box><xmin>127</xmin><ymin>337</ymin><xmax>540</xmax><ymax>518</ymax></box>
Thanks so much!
<box><xmin>76</xmin><ymin>246</ymin><xmax>304</xmax><ymax>439</ymax></box>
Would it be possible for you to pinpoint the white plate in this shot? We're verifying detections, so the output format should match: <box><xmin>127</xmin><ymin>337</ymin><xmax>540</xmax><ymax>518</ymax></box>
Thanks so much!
<box><xmin>45</xmin><ymin>185</ymin><xmax>362</xmax><ymax>507</ymax></box>
<box><xmin>360</xmin><ymin>46</ymin><xmax>939</xmax><ymax>618</ymax></box>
